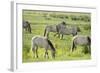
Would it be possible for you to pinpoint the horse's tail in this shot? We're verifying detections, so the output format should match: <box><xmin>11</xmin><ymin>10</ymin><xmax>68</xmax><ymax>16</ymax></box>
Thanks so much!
<box><xmin>31</xmin><ymin>37</ymin><xmax>36</xmax><ymax>58</ymax></box>
<box><xmin>71</xmin><ymin>38</ymin><xmax>75</xmax><ymax>52</ymax></box>
<box><xmin>30</xmin><ymin>39</ymin><xmax>33</xmax><ymax>53</ymax></box>
<box><xmin>56</xmin><ymin>25</ymin><xmax>60</xmax><ymax>38</ymax></box>
<box><xmin>56</xmin><ymin>25</ymin><xmax>59</xmax><ymax>33</ymax></box>
<box><xmin>87</xmin><ymin>36</ymin><xmax>91</xmax><ymax>53</ymax></box>
<box><xmin>44</xmin><ymin>27</ymin><xmax>47</xmax><ymax>36</ymax></box>
<box><xmin>87</xmin><ymin>36</ymin><xmax>91</xmax><ymax>45</ymax></box>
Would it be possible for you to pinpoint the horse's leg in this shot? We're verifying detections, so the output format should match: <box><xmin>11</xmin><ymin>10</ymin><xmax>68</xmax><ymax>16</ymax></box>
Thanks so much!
<box><xmin>35</xmin><ymin>46</ymin><xmax>38</xmax><ymax>58</ymax></box>
<box><xmin>74</xmin><ymin>44</ymin><xmax>77</xmax><ymax>50</ymax></box>
<box><xmin>44</xmin><ymin>49</ymin><xmax>49</xmax><ymax>59</ymax></box>
<box><xmin>60</xmin><ymin>34</ymin><xmax>63</xmax><ymax>39</ymax></box>
<box><xmin>32</xmin><ymin>47</ymin><xmax>35</xmax><ymax>58</ymax></box>
<box><xmin>44</xmin><ymin>28</ymin><xmax>47</xmax><ymax>36</ymax></box>
<box><xmin>44</xmin><ymin>49</ymin><xmax>47</xmax><ymax>58</ymax></box>
<box><xmin>28</xmin><ymin>24</ymin><xmax>32</xmax><ymax>33</ymax></box>
<box><xmin>44</xmin><ymin>51</ymin><xmax>46</xmax><ymax>58</ymax></box>
<box><xmin>57</xmin><ymin>33</ymin><xmax>60</xmax><ymax>38</ymax></box>
<box><xmin>54</xmin><ymin>33</ymin><xmax>58</xmax><ymax>37</ymax></box>
<box><xmin>71</xmin><ymin>41</ymin><xmax>75</xmax><ymax>52</ymax></box>
<box><xmin>88</xmin><ymin>44</ymin><xmax>91</xmax><ymax>54</ymax></box>
<box><xmin>46</xmin><ymin>51</ymin><xmax>49</xmax><ymax>59</ymax></box>
<box><xmin>28</xmin><ymin>26</ymin><xmax>31</xmax><ymax>33</ymax></box>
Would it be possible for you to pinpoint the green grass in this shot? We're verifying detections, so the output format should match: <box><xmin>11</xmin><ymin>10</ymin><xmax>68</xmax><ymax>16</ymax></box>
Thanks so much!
<box><xmin>22</xmin><ymin>10</ymin><xmax>91</xmax><ymax>63</ymax></box>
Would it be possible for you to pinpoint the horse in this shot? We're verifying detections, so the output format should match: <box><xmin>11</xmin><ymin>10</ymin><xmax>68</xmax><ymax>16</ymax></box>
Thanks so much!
<box><xmin>71</xmin><ymin>35</ymin><xmax>91</xmax><ymax>53</ymax></box>
<box><xmin>58</xmin><ymin>25</ymin><xmax>80</xmax><ymax>39</ymax></box>
<box><xmin>23</xmin><ymin>20</ymin><xmax>32</xmax><ymax>33</ymax></box>
<box><xmin>31</xmin><ymin>36</ymin><xmax>56</xmax><ymax>58</ymax></box>
<box><xmin>44</xmin><ymin>21</ymin><xmax>66</xmax><ymax>38</ymax></box>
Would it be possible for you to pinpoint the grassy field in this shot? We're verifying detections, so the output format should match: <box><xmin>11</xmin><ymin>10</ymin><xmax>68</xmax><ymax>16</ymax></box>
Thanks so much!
<box><xmin>22</xmin><ymin>10</ymin><xmax>91</xmax><ymax>63</ymax></box>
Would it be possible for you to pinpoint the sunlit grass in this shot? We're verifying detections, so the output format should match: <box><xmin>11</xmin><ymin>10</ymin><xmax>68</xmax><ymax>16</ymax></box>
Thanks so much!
<box><xmin>22</xmin><ymin>10</ymin><xmax>91</xmax><ymax>63</ymax></box>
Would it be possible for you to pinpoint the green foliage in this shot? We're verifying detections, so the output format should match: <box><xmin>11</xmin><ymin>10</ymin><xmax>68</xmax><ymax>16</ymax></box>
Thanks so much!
<box><xmin>83</xmin><ymin>24</ymin><xmax>91</xmax><ymax>30</ymax></box>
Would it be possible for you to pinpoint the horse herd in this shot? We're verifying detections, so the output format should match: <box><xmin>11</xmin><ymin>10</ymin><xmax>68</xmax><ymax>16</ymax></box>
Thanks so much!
<box><xmin>23</xmin><ymin>20</ymin><xmax>91</xmax><ymax>59</ymax></box>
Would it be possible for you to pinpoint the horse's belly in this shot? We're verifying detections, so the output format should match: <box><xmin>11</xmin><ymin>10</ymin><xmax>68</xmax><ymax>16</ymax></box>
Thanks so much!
<box><xmin>76</xmin><ymin>38</ymin><xmax>88</xmax><ymax>45</ymax></box>
<box><xmin>36</xmin><ymin>41</ymin><xmax>48</xmax><ymax>48</ymax></box>
<box><xmin>60</xmin><ymin>29</ymin><xmax>71</xmax><ymax>35</ymax></box>
<box><xmin>50</xmin><ymin>28</ymin><xmax>57</xmax><ymax>32</ymax></box>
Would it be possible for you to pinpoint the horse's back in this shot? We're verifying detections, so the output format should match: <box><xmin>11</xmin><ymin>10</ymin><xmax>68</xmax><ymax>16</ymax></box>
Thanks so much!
<box><xmin>32</xmin><ymin>36</ymin><xmax>49</xmax><ymax>47</ymax></box>
<box><xmin>73</xmin><ymin>35</ymin><xmax>90</xmax><ymax>45</ymax></box>
<box><xmin>46</xmin><ymin>25</ymin><xmax>57</xmax><ymax>32</ymax></box>
<box><xmin>32</xmin><ymin>36</ymin><xmax>47</xmax><ymax>41</ymax></box>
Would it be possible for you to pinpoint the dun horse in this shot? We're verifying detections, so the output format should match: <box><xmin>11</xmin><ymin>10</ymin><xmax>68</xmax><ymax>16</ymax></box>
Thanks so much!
<box><xmin>31</xmin><ymin>36</ymin><xmax>56</xmax><ymax>58</ymax></box>
<box><xmin>44</xmin><ymin>21</ymin><xmax>66</xmax><ymax>38</ymax></box>
<box><xmin>44</xmin><ymin>21</ymin><xmax>80</xmax><ymax>39</ymax></box>
<box><xmin>23</xmin><ymin>20</ymin><xmax>32</xmax><ymax>33</ymax></box>
<box><xmin>58</xmin><ymin>25</ymin><xmax>80</xmax><ymax>39</ymax></box>
<box><xmin>71</xmin><ymin>35</ymin><xmax>91</xmax><ymax>53</ymax></box>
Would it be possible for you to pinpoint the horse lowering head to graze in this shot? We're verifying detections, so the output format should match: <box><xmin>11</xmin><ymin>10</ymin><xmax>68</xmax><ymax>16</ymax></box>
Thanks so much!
<box><xmin>44</xmin><ymin>21</ymin><xmax>67</xmax><ymax>38</ymax></box>
<box><xmin>71</xmin><ymin>35</ymin><xmax>91</xmax><ymax>53</ymax></box>
<box><xmin>31</xmin><ymin>36</ymin><xmax>56</xmax><ymax>58</ymax></box>
<box><xmin>23</xmin><ymin>20</ymin><xmax>32</xmax><ymax>33</ymax></box>
<box><xmin>69</xmin><ymin>26</ymin><xmax>81</xmax><ymax>36</ymax></box>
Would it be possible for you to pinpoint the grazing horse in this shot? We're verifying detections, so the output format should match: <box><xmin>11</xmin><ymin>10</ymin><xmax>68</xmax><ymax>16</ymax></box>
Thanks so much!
<box><xmin>58</xmin><ymin>25</ymin><xmax>80</xmax><ymax>39</ymax></box>
<box><xmin>44</xmin><ymin>21</ymin><xmax>66</xmax><ymax>38</ymax></box>
<box><xmin>23</xmin><ymin>20</ymin><xmax>32</xmax><ymax>33</ymax></box>
<box><xmin>71</xmin><ymin>35</ymin><xmax>91</xmax><ymax>53</ymax></box>
<box><xmin>31</xmin><ymin>36</ymin><xmax>56</xmax><ymax>58</ymax></box>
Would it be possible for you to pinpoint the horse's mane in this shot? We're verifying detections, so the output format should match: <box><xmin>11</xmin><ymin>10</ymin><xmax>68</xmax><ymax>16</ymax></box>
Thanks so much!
<box><xmin>47</xmin><ymin>39</ymin><xmax>55</xmax><ymax>51</ymax></box>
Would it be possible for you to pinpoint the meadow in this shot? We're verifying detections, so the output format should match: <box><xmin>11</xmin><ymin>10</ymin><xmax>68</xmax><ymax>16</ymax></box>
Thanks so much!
<box><xmin>22</xmin><ymin>10</ymin><xmax>91</xmax><ymax>63</ymax></box>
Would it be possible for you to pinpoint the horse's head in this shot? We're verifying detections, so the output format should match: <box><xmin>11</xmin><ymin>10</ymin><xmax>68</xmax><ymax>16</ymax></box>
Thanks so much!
<box><xmin>47</xmin><ymin>39</ymin><xmax>56</xmax><ymax>58</ymax></box>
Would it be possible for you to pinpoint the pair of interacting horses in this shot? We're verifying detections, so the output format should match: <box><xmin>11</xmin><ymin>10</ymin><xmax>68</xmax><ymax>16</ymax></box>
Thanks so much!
<box><xmin>23</xmin><ymin>21</ymin><xmax>91</xmax><ymax>58</ymax></box>
<box><xmin>44</xmin><ymin>21</ymin><xmax>80</xmax><ymax>39</ymax></box>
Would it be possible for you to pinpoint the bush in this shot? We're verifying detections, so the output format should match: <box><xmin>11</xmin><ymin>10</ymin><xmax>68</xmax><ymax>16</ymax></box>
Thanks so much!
<box><xmin>83</xmin><ymin>24</ymin><xmax>91</xmax><ymax>30</ymax></box>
